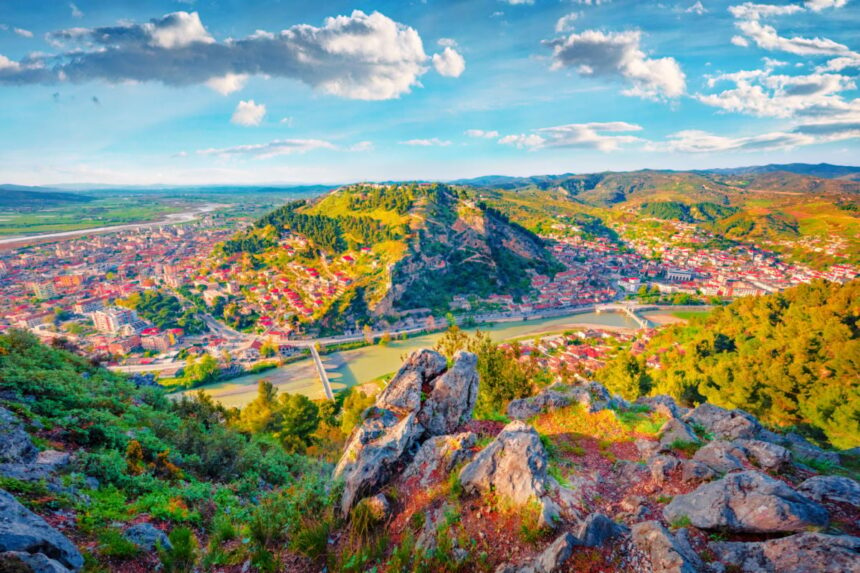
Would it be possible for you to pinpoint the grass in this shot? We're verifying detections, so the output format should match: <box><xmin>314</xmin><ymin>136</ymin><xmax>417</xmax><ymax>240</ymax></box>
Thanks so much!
<box><xmin>669</xmin><ymin>515</ymin><xmax>692</xmax><ymax>529</ymax></box>
<box><xmin>669</xmin><ymin>439</ymin><xmax>702</xmax><ymax>456</ymax></box>
<box><xmin>671</xmin><ymin>310</ymin><xmax>712</xmax><ymax>321</ymax></box>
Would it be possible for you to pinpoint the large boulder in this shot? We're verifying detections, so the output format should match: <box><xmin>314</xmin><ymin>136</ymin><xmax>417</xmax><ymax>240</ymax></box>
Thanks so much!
<box><xmin>334</xmin><ymin>350</ymin><xmax>479</xmax><ymax>516</ymax></box>
<box><xmin>638</xmin><ymin>395</ymin><xmax>688</xmax><ymax>419</ymax></box>
<box><xmin>692</xmin><ymin>441</ymin><xmax>748</xmax><ymax>473</ymax></box>
<box><xmin>402</xmin><ymin>432</ymin><xmax>477</xmax><ymax>488</ymax></box>
<box><xmin>0</xmin><ymin>551</ymin><xmax>69</xmax><ymax>573</ymax></box>
<box><xmin>334</xmin><ymin>410</ymin><xmax>423</xmax><ymax>516</ymax></box>
<box><xmin>797</xmin><ymin>475</ymin><xmax>860</xmax><ymax>508</ymax></box>
<box><xmin>459</xmin><ymin>421</ymin><xmax>559</xmax><ymax>528</ymax></box>
<box><xmin>782</xmin><ymin>432</ymin><xmax>841</xmax><ymax>467</ymax></box>
<box><xmin>417</xmin><ymin>351</ymin><xmax>479</xmax><ymax>435</ymax></box>
<box><xmin>496</xmin><ymin>532</ymin><xmax>579</xmax><ymax>573</ymax></box>
<box><xmin>0</xmin><ymin>489</ymin><xmax>83</xmax><ymax>571</ymax></box>
<box><xmin>683</xmin><ymin>403</ymin><xmax>761</xmax><ymax>441</ymax></box>
<box><xmin>631</xmin><ymin>521</ymin><xmax>703</xmax><ymax>573</ymax></box>
<box><xmin>734</xmin><ymin>439</ymin><xmax>790</xmax><ymax>471</ymax></box>
<box><xmin>664</xmin><ymin>470</ymin><xmax>829</xmax><ymax>533</ymax></box>
<box><xmin>376</xmin><ymin>349</ymin><xmax>447</xmax><ymax>413</ymax></box>
<box><xmin>711</xmin><ymin>532</ymin><xmax>860</xmax><ymax>573</ymax></box>
<box><xmin>0</xmin><ymin>407</ymin><xmax>38</xmax><ymax>465</ymax></box>
<box><xmin>507</xmin><ymin>384</ymin><xmax>576</xmax><ymax>421</ymax></box>
<box><xmin>658</xmin><ymin>419</ymin><xmax>698</xmax><ymax>449</ymax></box>
<box><xmin>648</xmin><ymin>455</ymin><xmax>681</xmax><ymax>485</ymax></box>
<box><xmin>575</xmin><ymin>513</ymin><xmax>628</xmax><ymax>547</ymax></box>
<box><xmin>124</xmin><ymin>523</ymin><xmax>171</xmax><ymax>552</ymax></box>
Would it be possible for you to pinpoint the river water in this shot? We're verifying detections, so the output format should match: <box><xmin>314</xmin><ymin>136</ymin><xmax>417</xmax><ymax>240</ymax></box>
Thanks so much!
<box><xmin>192</xmin><ymin>310</ymin><xmax>657</xmax><ymax>408</ymax></box>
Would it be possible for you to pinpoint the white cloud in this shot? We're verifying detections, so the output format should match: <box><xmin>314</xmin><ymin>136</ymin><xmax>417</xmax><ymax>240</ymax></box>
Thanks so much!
<box><xmin>0</xmin><ymin>10</ymin><xmax>462</xmax><ymax>101</ymax></box>
<box><xmin>437</xmin><ymin>38</ymin><xmax>458</xmax><ymax>47</ymax></box>
<box><xmin>349</xmin><ymin>141</ymin><xmax>374</xmax><ymax>152</ymax></box>
<box><xmin>198</xmin><ymin>139</ymin><xmax>337</xmax><ymax>159</ymax></box>
<box><xmin>69</xmin><ymin>3</ymin><xmax>83</xmax><ymax>18</ymax></box>
<box><xmin>545</xmin><ymin>29</ymin><xmax>686</xmax><ymax>99</ymax></box>
<box><xmin>804</xmin><ymin>0</ymin><xmax>847</xmax><ymax>11</ymax></box>
<box><xmin>728</xmin><ymin>3</ymin><xmax>804</xmax><ymax>20</ymax></box>
<box><xmin>465</xmin><ymin>129</ymin><xmax>500</xmax><ymax>138</ymax></box>
<box><xmin>501</xmin><ymin>0</ymin><xmax>535</xmax><ymax>5</ymax></box>
<box><xmin>400</xmin><ymin>138</ymin><xmax>452</xmax><ymax>146</ymax></box>
<box><xmin>574</xmin><ymin>0</ymin><xmax>612</xmax><ymax>5</ymax></box>
<box><xmin>231</xmin><ymin>100</ymin><xmax>266</xmax><ymax>126</ymax></box>
<box><xmin>500</xmin><ymin>122</ymin><xmax>643</xmax><ymax>151</ymax></box>
<box><xmin>555</xmin><ymin>13</ymin><xmax>579</xmax><ymax>33</ymax></box>
<box><xmin>735</xmin><ymin>19</ymin><xmax>854</xmax><ymax>56</ymax></box>
<box><xmin>205</xmin><ymin>73</ymin><xmax>248</xmax><ymax>95</ymax></box>
<box><xmin>655</xmin><ymin>129</ymin><xmax>814</xmax><ymax>152</ymax></box>
<box><xmin>698</xmin><ymin>68</ymin><xmax>856</xmax><ymax>118</ymax></box>
<box><xmin>432</xmin><ymin>47</ymin><xmax>466</xmax><ymax>77</ymax></box>
<box><xmin>685</xmin><ymin>1</ymin><xmax>708</xmax><ymax>15</ymax></box>
<box><xmin>13</xmin><ymin>28</ymin><xmax>33</xmax><ymax>38</ymax></box>
<box><xmin>280</xmin><ymin>116</ymin><xmax>294</xmax><ymax>127</ymax></box>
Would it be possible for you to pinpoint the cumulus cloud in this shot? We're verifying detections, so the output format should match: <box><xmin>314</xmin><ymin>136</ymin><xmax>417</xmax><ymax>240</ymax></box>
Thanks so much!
<box><xmin>197</xmin><ymin>139</ymin><xmax>337</xmax><ymax>159</ymax></box>
<box><xmin>399</xmin><ymin>138</ymin><xmax>452</xmax><ymax>146</ymax></box>
<box><xmin>729</xmin><ymin>2</ymin><xmax>858</xmax><ymax>58</ymax></box>
<box><xmin>698</xmin><ymin>67</ymin><xmax>856</xmax><ymax>118</ymax></box>
<box><xmin>432</xmin><ymin>47</ymin><xmax>466</xmax><ymax>77</ymax></box>
<box><xmin>0</xmin><ymin>10</ymin><xmax>463</xmax><ymax>100</ymax></box>
<box><xmin>231</xmin><ymin>100</ymin><xmax>266</xmax><ymax>126</ymax></box>
<box><xmin>545</xmin><ymin>29</ymin><xmax>686</xmax><ymax>99</ymax></box>
<box><xmin>555</xmin><ymin>13</ymin><xmax>579</xmax><ymax>33</ymax></box>
<box><xmin>500</xmin><ymin>122</ymin><xmax>643</xmax><ymax>151</ymax></box>
<box><xmin>804</xmin><ymin>0</ymin><xmax>847</xmax><ymax>11</ymax></box>
<box><xmin>465</xmin><ymin>129</ymin><xmax>500</xmax><ymax>138</ymax></box>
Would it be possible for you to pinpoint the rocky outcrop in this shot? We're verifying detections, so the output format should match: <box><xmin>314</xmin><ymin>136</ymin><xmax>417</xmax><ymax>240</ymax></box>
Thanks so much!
<box><xmin>459</xmin><ymin>421</ymin><xmax>560</xmax><ymax>528</ymax></box>
<box><xmin>638</xmin><ymin>395</ymin><xmax>688</xmax><ymax>419</ymax></box>
<box><xmin>683</xmin><ymin>403</ymin><xmax>761</xmax><ymax>440</ymax></box>
<box><xmin>797</xmin><ymin>475</ymin><xmax>860</xmax><ymax>508</ymax></box>
<box><xmin>735</xmin><ymin>439</ymin><xmax>790</xmax><ymax>471</ymax></box>
<box><xmin>0</xmin><ymin>450</ymin><xmax>71</xmax><ymax>484</ymax></box>
<box><xmin>631</xmin><ymin>521</ymin><xmax>703</xmax><ymax>573</ymax></box>
<box><xmin>124</xmin><ymin>523</ymin><xmax>171</xmax><ymax>552</ymax></box>
<box><xmin>0</xmin><ymin>407</ymin><xmax>38</xmax><ymax>465</ymax></box>
<box><xmin>692</xmin><ymin>441</ymin><xmax>748</xmax><ymax>473</ymax></box>
<box><xmin>575</xmin><ymin>513</ymin><xmax>628</xmax><ymax>547</ymax></box>
<box><xmin>648</xmin><ymin>455</ymin><xmax>680</xmax><ymax>485</ymax></box>
<box><xmin>334</xmin><ymin>350</ymin><xmax>478</xmax><ymax>516</ymax></box>
<box><xmin>0</xmin><ymin>551</ymin><xmax>69</xmax><ymax>573</ymax></box>
<box><xmin>402</xmin><ymin>432</ymin><xmax>476</xmax><ymax>488</ymax></box>
<box><xmin>0</xmin><ymin>489</ymin><xmax>83</xmax><ymax>572</ymax></box>
<box><xmin>506</xmin><ymin>381</ymin><xmax>622</xmax><ymax>420</ymax></box>
<box><xmin>663</xmin><ymin>471</ymin><xmax>829</xmax><ymax>533</ymax></box>
<box><xmin>658</xmin><ymin>419</ymin><xmax>698</xmax><ymax>449</ymax></box>
<box><xmin>496</xmin><ymin>532</ymin><xmax>579</xmax><ymax>573</ymax></box>
<box><xmin>711</xmin><ymin>532</ymin><xmax>860</xmax><ymax>573</ymax></box>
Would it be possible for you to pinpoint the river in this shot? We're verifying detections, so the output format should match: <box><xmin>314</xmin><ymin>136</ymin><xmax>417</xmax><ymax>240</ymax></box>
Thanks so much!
<box><xmin>191</xmin><ymin>310</ymin><xmax>662</xmax><ymax>408</ymax></box>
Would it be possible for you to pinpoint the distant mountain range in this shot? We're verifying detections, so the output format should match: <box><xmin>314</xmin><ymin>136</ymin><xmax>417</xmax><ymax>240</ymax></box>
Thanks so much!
<box><xmin>0</xmin><ymin>185</ymin><xmax>93</xmax><ymax>208</ymax></box>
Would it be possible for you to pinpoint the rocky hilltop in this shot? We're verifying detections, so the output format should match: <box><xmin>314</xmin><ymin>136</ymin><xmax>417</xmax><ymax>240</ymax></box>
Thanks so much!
<box><xmin>333</xmin><ymin>348</ymin><xmax>860</xmax><ymax>572</ymax></box>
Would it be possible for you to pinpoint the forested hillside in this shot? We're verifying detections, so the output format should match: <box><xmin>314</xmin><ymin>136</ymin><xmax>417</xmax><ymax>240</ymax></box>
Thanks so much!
<box><xmin>598</xmin><ymin>279</ymin><xmax>860</xmax><ymax>449</ymax></box>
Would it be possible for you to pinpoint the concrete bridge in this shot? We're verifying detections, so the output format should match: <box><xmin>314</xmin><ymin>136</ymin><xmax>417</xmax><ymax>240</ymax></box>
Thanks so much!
<box><xmin>594</xmin><ymin>303</ymin><xmax>656</xmax><ymax>330</ymax></box>
<box><xmin>309</xmin><ymin>344</ymin><xmax>335</xmax><ymax>401</ymax></box>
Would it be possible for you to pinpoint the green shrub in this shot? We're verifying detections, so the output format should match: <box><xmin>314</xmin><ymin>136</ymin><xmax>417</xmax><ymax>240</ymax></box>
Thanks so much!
<box><xmin>158</xmin><ymin>527</ymin><xmax>199</xmax><ymax>573</ymax></box>
<box><xmin>97</xmin><ymin>529</ymin><xmax>140</xmax><ymax>559</ymax></box>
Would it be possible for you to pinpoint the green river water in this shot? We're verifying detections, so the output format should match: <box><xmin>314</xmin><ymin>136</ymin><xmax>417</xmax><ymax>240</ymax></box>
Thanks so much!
<box><xmin>191</xmin><ymin>311</ymin><xmax>658</xmax><ymax>408</ymax></box>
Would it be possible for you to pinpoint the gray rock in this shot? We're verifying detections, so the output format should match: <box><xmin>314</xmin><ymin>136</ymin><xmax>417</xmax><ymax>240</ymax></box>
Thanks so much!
<box><xmin>459</xmin><ymin>421</ymin><xmax>559</xmax><ymax>528</ymax></box>
<box><xmin>124</xmin><ymin>523</ymin><xmax>171</xmax><ymax>552</ymax></box>
<box><xmin>649</xmin><ymin>455</ymin><xmax>681</xmax><ymax>485</ymax></box>
<box><xmin>334</xmin><ymin>409</ymin><xmax>423</xmax><ymax>516</ymax></box>
<box><xmin>797</xmin><ymin>475</ymin><xmax>860</xmax><ymax>508</ymax></box>
<box><xmin>693</xmin><ymin>441</ymin><xmax>748</xmax><ymax>473</ymax></box>
<box><xmin>507</xmin><ymin>384</ymin><xmax>575</xmax><ymax>421</ymax></box>
<box><xmin>711</xmin><ymin>532</ymin><xmax>860</xmax><ymax>573</ymax></box>
<box><xmin>680</xmin><ymin>460</ymin><xmax>717</xmax><ymax>484</ymax></box>
<box><xmin>402</xmin><ymin>432</ymin><xmax>477</xmax><ymax>488</ymax></box>
<box><xmin>0</xmin><ymin>451</ymin><xmax>71</xmax><ymax>484</ymax></box>
<box><xmin>575</xmin><ymin>513</ymin><xmax>628</xmax><ymax>547</ymax></box>
<box><xmin>683</xmin><ymin>403</ymin><xmax>761</xmax><ymax>440</ymax></box>
<box><xmin>496</xmin><ymin>532</ymin><xmax>580</xmax><ymax>573</ymax></box>
<box><xmin>636</xmin><ymin>439</ymin><xmax>662</xmax><ymax>460</ymax></box>
<box><xmin>0</xmin><ymin>407</ymin><xmax>38</xmax><ymax>465</ymax></box>
<box><xmin>631</xmin><ymin>521</ymin><xmax>703</xmax><ymax>573</ymax></box>
<box><xmin>659</xmin><ymin>419</ymin><xmax>699</xmax><ymax>449</ymax></box>
<box><xmin>0</xmin><ymin>551</ymin><xmax>70</xmax><ymax>573</ymax></box>
<box><xmin>334</xmin><ymin>349</ymin><xmax>480</xmax><ymax>516</ymax></box>
<box><xmin>782</xmin><ymin>433</ymin><xmax>841</xmax><ymax>467</ymax></box>
<box><xmin>417</xmin><ymin>351</ymin><xmax>479</xmax><ymax>435</ymax></box>
<box><xmin>734</xmin><ymin>439</ymin><xmax>790</xmax><ymax>471</ymax></box>
<box><xmin>664</xmin><ymin>470</ymin><xmax>829</xmax><ymax>533</ymax></box>
<box><xmin>638</xmin><ymin>395</ymin><xmax>688</xmax><ymax>419</ymax></box>
<box><xmin>0</xmin><ymin>489</ymin><xmax>83</xmax><ymax>571</ymax></box>
<box><xmin>376</xmin><ymin>348</ymin><xmax>447</xmax><ymax>413</ymax></box>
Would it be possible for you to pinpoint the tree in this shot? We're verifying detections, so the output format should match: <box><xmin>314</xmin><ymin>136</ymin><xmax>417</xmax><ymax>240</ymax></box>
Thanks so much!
<box><xmin>597</xmin><ymin>353</ymin><xmax>651</xmax><ymax>401</ymax></box>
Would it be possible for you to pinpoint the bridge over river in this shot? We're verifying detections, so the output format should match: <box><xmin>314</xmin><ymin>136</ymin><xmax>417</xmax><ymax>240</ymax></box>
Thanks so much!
<box><xmin>594</xmin><ymin>303</ymin><xmax>658</xmax><ymax>329</ymax></box>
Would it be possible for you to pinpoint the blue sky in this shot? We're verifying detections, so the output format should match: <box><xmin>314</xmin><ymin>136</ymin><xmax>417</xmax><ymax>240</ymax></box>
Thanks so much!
<box><xmin>0</xmin><ymin>0</ymin><xmax>857</xmax><ymax>185</ymax></box>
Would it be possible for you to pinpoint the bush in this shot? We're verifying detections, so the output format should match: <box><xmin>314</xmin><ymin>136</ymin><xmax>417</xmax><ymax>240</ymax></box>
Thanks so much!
<box><xmin>158</xmin><ymin>527</ymin><xmax>199</xmax><ymax>573</ymax></box>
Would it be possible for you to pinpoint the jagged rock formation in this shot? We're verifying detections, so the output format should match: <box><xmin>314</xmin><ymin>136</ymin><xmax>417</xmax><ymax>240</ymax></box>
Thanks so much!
<box><xmin>333</xmin><ymin>349</ymin><xmax>478</xmax><ymax>515</ymax></box>
<box><xmin>0</xmin><ymin>489</ymin><xmax>83</xmax><ymax>572</ymax></box>
<box><xmin>663</xmin><ymin>470</ymin><xmax>829</xmax><ymax>533</ymax></box>
<box><xmin>0</xmin><ymin>407</ymin><xmax>38</xmax><ymax>465</ymax></box>
<box><xmin>331</xmin><ymin>350</ymin><xmax>860</xmax><ymax>572</ymax></box>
